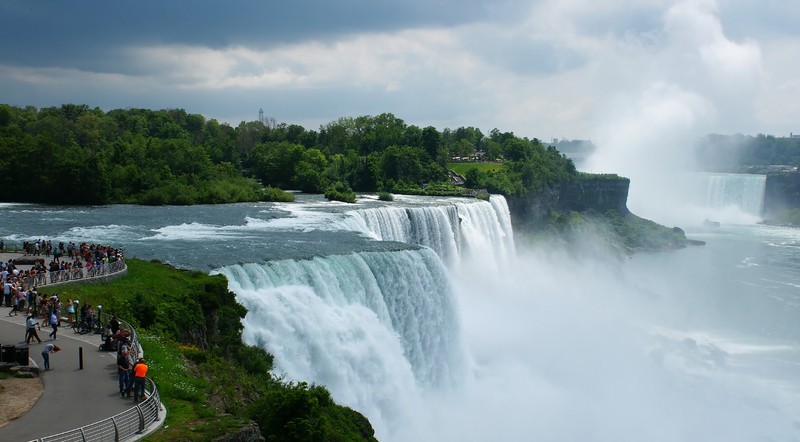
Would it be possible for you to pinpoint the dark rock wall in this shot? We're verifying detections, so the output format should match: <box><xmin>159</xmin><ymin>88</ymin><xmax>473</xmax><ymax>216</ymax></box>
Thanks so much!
<box><xmin>764</xmin><ymin>172</ymin><xmax>800</xmax><ymax>218</ymax></box>
<box><xmin>506</xmin><ymin>177</ymin><xmax>630</xmax><ymax>230</ymax></box>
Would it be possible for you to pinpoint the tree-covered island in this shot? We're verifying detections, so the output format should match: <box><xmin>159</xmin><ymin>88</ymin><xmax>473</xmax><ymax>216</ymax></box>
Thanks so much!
<box><xmin>0</xmin><ymin>104</ymin><xmax>689</xmax><ymax>250</ymax></box>
<box><xmin>0</xmin><ymin>104</ymin><xmax>573</xmax><ymax>204</ymax></box>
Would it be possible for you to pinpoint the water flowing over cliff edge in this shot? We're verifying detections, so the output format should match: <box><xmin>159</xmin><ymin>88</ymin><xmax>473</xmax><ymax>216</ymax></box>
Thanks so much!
<box><xmin>0</xmin><ymin>188</ymin><xmax>797</xmax><ymax>441</ymax></box>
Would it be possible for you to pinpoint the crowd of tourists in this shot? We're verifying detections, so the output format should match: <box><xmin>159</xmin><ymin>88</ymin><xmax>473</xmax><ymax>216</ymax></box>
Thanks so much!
<box><xmin>4</xmin><ymin>240</ymin><xmax>124</xmax><ymax>288</ymax></box>
<box><xmin>19</xmin><ymin>240</ymin><xmax>125</xmax><ymax>286</ymax></box>
<box><xmin>2</xmin><ymin>240</ymin><xmax>148</xmax><ymax>400</ymax></box>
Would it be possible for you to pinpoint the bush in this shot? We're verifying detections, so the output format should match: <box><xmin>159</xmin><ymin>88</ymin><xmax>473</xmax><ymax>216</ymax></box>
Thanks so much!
<box><xmin>324</xmin><ymin>181</ymin><xmax>356</xmax><ymax>203</ymax></box>
<box><xmin>377</xmin><ymin>192</ymin><xmax>393</xmax><ymax>201</ymax></box>
<box><xmin>249</xmin><ymin>382</ymin><xmax>376</xmax><ymax>442</ymax></box>
<box><xmin>261</xmin><ymin>186</ymin><xmax>295</xmax><ymax>202</ymax></box>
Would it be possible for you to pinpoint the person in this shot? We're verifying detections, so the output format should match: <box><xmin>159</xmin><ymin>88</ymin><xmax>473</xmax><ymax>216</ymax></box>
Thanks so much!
<box><xmin>8</xmin><ymin>289</ymin><xmax>19</xmax><ymax>316</ymax></box>
<box><xmin>41</xmin><ymin>294</ymin><xmax>50</xmax><ymax>326</ymax></box>
<box><xmin>2</xmin><ymin>279</ymin><xmax>11</xmax><ymax>307</ymax></box>
<box><xmin>65</xmin><ymin>298</ymin><xmax>74</xmax><ymax>324</ymax></box>
<box><xmin>109</xmin><ymin>315</ymin><xmax>120</xmax><ymax>335</ymax></box>
<box><xmin>132</xmin><ymin>358</ymin><xmax>149</xmax><ymax>402</ymax></box>
<box><xmin>114</xmin><ymin>329</ymin><xmax>131</xmax><ymax>348</ymax></box>
<box><xmin>121</xmin><ymin>338</ymin><xmax>135</xmax><ymax>397</ymax></box>
<box><xmin>48</xmin><ymin>310</ymin><xmax>59</xmax><ymax>340</ymax></box>
<box><xmin>71</xmin><ymin>299</ymin><xmax>79</xmax><ymax>324</ymax></box>
<box><xmin>117</xmin><ymin>347</ymin><xmax>132</xmax><ymax>398</ymax></box>
<box><xmin>26</xmin><ymin>314</ymin><xmax>42</xmax><ymax>344</ymax></box>
<box><xmin>41</xmin><ymin>343</ymin><xmax>60</xmax><ymax>371</ymax></box>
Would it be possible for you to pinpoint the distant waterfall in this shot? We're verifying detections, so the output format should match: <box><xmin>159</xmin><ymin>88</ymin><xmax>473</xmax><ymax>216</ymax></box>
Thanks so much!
<box><xmin>215</xmin><ymin>248</ymin><xmax>467</xmax><ymax>397</ymax></box>
<box><xmin>699</xmin><ymin>173</ymin><xmax>766</xmax><ymax>216</ymax></box>
<box><xmin>345</xmin><ymin>195</ymin><xmax>515</xmax><ymax>267</ymax></box>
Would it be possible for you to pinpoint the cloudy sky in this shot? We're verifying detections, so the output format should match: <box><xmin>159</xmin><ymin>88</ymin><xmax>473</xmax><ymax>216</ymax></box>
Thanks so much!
<box><xmin>1</xmin><ymin>0</ymin><xmax>798</xmax><ymax>141</ymax></box>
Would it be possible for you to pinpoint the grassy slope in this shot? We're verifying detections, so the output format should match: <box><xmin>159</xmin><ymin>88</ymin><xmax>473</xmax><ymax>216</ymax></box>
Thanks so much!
<box><xmin>448</xmin><ymin>162</ymin><xmax>504</xmax><ymax>175</ymax></box>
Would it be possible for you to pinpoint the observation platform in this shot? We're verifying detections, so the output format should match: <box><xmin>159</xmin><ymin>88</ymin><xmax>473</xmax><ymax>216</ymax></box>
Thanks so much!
<box><xmin>0</xmin><ymin>252</ymin><xmax>164</xmax><ymax>441</ymax></box>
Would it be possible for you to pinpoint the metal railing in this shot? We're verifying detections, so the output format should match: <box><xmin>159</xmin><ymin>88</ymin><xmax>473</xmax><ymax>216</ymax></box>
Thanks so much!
<box><xmin>21</xmin><ymin>260</ymin><xmax>127</xmax><ymax>288</ymax></box>
<box><xmin>32</xmin><ymin>378</ymin><xmax>161</xmax><ymax>442</ymax></box>
<box><xmin>97</xmin><ymin>312</ymin><xmax>142</xmax><ymax>372</ymax></box>
<box><xmin>29</xmin><ymin>313</ymin><xmax>161</xmax><ymax>442</ymax></box>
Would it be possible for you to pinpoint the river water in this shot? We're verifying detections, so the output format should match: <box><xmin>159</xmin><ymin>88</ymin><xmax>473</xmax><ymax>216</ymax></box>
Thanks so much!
<box><xmin>1</xmin><ymin>192</ymin><xmax>798</xmax><ymax>441</ymax></box>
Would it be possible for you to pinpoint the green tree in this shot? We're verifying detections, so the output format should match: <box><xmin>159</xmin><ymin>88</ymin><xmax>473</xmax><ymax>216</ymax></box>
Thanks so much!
<box><xmin>421</xmin><ymin>126</ymin><xmax>441</xmax><ymax>163</ymax></box>
<box><xmin>294</xmin><ymin>148</ymin><xmax>328</xmax><ymax>192</ymax></box>
<box><xmin>251</xmin><ymin>141</ymin><xmax>304</xmax><ymax>188</ymax></box>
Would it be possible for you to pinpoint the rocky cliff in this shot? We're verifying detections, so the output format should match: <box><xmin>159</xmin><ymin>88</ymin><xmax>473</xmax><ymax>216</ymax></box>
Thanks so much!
<box><xmin>504</xmin><ymin>175</ymin><xmax>690</xmax><ymax>252</ymax></box>
<box><xmin>506</xmin><ymin>175</ymin><xmax>630</xmax><ymax>229</ymax></box>
<box><xmin>764</xmin><ymin>172</ymin><xmax>800</xmax><ymax>219</ymax></box>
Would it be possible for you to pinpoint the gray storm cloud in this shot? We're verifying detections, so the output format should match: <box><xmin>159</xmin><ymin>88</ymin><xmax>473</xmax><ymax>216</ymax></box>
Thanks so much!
<box><xmin>0</xmin><ymin>0</ymin><xmax>794</xmax><ymax>142</ymax></box>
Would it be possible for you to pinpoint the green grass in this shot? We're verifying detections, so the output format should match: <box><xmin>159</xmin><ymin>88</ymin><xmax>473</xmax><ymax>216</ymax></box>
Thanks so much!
<box><xmin>448</xmin><ymin>162</ymin><xmax>504</xmax><ymax>175</ymax></box>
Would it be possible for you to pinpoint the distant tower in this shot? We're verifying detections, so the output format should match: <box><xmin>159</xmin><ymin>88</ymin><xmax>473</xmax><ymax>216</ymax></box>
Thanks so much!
<box><xmin>258</xmin><ymin>108</ymin><xmax>264</xmax><ymax>124</ymax></box>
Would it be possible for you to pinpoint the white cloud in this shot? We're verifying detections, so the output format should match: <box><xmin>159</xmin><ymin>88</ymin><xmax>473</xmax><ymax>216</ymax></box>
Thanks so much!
<box><xmin>753</xmin><ymin>37</ymin><xmax>800</xmax><ymax>135</ymax></box>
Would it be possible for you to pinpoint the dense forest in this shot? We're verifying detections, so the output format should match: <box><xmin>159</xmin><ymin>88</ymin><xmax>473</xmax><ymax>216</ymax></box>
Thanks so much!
<box><xmin>0</xmin><ymin>104</ymin><xmax>576</xmax><ymax>205</ymax></box>
<box><xmin>695</xmin><ymin>133</ymin><xmax>800</xmax><ymax>172</ymax></box>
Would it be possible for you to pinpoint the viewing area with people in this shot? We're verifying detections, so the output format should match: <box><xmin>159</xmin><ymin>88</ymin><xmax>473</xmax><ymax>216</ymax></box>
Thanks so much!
<box><xmin>0</xmin><ymin>241</ymin><xmax>164</xmax><ymax>441</ymax></box>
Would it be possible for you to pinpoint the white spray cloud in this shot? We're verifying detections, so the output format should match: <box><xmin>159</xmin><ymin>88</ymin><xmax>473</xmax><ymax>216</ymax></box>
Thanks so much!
<box><xmin>584</xmin><ymin>0</ymin><xmax>766</xmax><ymax>226</ymax></box>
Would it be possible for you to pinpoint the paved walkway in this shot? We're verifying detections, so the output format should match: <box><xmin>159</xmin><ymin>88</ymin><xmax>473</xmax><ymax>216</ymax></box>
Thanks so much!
<box><xmin>0</xmin><ymin>252</ymin><xmax>164</xmax><ymax>441</ymax></box>
<box><xmin>0</xmin><ymin>312</ymin><xmax>134</xmax><ymax>440</ymax></box>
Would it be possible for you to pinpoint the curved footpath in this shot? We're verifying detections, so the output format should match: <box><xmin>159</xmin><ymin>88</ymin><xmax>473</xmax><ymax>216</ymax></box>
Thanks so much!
<box><xmin>0</xmin><ymin>252</ymin><xmax>165</xmax><ymax>441</ymax></box>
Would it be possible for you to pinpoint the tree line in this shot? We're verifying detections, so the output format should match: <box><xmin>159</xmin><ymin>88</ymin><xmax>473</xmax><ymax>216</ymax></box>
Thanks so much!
<box><xmin>0</xmin><ymin>104</ymin><xmax>577</xmax><ymax>205</ymax></box>
<box><xmin>696</xmin><ymin>133</ymin><xmax>800</xmax><ymax>172</ymax></box>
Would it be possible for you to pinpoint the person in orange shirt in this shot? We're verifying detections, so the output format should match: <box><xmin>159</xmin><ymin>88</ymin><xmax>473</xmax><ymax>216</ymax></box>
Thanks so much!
<box><xmin>132</xmin><ymin>358</ymin><xmax>149</xmax><ymax>402</ymax></box>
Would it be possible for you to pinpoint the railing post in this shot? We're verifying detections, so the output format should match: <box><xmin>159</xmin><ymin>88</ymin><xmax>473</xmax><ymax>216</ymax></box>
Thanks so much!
<box><xmin>135</xmin><ymin>404</ymin><xmax>146</xmax><ymax>434</ymax></box>
<box><xmin>150</xmin><ymin>379</ymin><xmax>161</xmax><ymax>421</ymax></box>
<box><xmin>111</xmin><ymin>416</ymin><xmax>120</xmax><ymax>442</ymax></box>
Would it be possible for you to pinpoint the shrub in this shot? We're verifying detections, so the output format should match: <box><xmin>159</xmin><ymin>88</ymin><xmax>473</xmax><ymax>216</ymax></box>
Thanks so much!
<box><xmin>378</xmin><ymin>192</ymin><xmax>393</xmax><ymax>201</ymax></box>
<box><xmin>261</xmin><ymin>186</ymin><xmax>295</xmax><ymax>202</ymax></box>
<box><xmin>324</xmin><ymin>181</ymin><xmax>356</xmax><ymax>203</ymax></box>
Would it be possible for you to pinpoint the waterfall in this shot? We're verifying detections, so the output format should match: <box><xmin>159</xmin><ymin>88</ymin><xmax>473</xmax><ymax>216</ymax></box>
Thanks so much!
<box><xmin>216</xmin><ymin>195</ymin><xmax>517</xmax><ymax>438</ymax></box>
<box><xmin>214</xmin><ymin>248</ymin><xmax>467</xmax><ymax>415</ymax></box>
<box><xmin>345</xmin><ymin>204</ymin><xmax>462</xmax><ymax>265</ymax></box>
<box><xmin>455</xmin><ymin>196</ymin><xmax>515</xmax><ymax>268</ymax></box>
<box><xmin>699</xmin><ymin>173</ymin><xmax>766</xmax><ymax>217</ymax></box>
<box><xmin>345</xmin><ymin>195</ymin><xmax>515</xmax><ymax>268</ymax></box>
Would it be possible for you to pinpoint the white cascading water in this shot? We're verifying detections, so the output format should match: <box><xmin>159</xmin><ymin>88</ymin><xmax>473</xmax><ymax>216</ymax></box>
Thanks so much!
<box><xmin>344</xmin><ymin>204</ymin><xmax>461</xmax><ymax>265</ymax></box>
<box><xmin>696</xmin><ymin>173</ymin><xmax>766</xmax><ymax>217</ymax></box>
<box><xmin>345</xmin><ymin>195</ymin><xmax>515</xmax><ymax>269</ymax></box>
<box><xmin>457</xmin><ymin>196</ymin><xmax>515</xmax><ymax>268</ymax></box>
<box><xmin>214</xmin><ymin>247</ymin><xmax>468</xmax><ymax>435</ymax></box>
<box><xmin>214</xmin><ymin>196</ymin><xmax>516</xmax><ymax>438</ymax></box>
